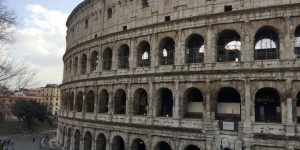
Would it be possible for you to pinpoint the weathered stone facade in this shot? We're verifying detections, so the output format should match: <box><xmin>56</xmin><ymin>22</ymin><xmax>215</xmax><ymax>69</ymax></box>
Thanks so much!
<box><xmin>59</xmin><ymin>0</ymin><xmax>300</xmax><ymax>149</ymax></box>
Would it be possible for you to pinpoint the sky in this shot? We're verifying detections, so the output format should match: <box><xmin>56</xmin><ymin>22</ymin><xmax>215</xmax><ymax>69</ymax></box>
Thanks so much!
<box><xmin>6</xmin><ymin>0</ymin><xmax>83</xmax><ymax>88</ymax></box>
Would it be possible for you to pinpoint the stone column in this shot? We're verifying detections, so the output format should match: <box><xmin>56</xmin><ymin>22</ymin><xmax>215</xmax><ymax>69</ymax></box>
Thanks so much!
<box><xmin>286</xmin><ymin>79</ymin><xmax>295</xmax><ymax>136</ymax></box>
<box><xmin>173</xmin><ymin>80</ymin><xmax>181</xmax><ymax>127</ymax></box>
<box><xmin>92</xmin><ymin>129</ymin><xmax>96</xmax><ymax>150</ymax></box>
<box><xmin>126</xmin><ymin>83</ymin><xmax>132</xmax><ymax>123</ymax></box>
<box><xmin>175</xmin><ymin>29</ymin><xmax>184</xmax><ymax>66</ymax></box>
<box><xmin>73</xmin><ymin>88</ymin><xmax>77</xmax><ymax>118</ymax></box>
<box><xmin>243</xmin><ymin>20</ymin><xmax>251</xmax><ymax>62</ymax></box>
<box><xmin>97</xmin><ymin>48</ymin><xmax>102</xmax><ymax>72</ymax></box>
<box><xmin>130</xmin><ymin>38</ymin><xmax>136</xmax><ymax>68</ymax></box>
<box><xmin>205</xmin><ymin>25</ymin><xmax>214</xmax><ymax>64</ymax></box>
<box><xmin>82</xmin><ymin>88</ymin><xmax>86</xmax><ymax>119</ymax></box>
<box><xmin>111</xmin><ymin>44</ymin><xmax>117</xmax><ymax>70</ymax></box>
<box><xmin>108</xmin><ymin>85</ymin><xmax>114</xmax><ymax>121</ymax></box>
<box><xmin>148</xmin><ymin>81</ymin><xmax>154</xmax><ymax>125</ymax></box>
<box><xmin>151</xmin><ymin>33</ymin><xmax>159</xmax><ymax>67</ymax></box>
<box><xmin>86</xmin><ymin>50</ymin><xmax>91</xmax><ymax>74</ymax></box>
<box><xmin>283</xmin><ymin>16</ymin><xmax>293</xmax><ymax>59</ymax></box>
<box><xmin>243</xmin><ymin>79</ymin><xmax>252</xmax><ymax>150</ymax></box>
<box><xmin>94</xmin><ymin>86</ymin><xmax>99</xmax><ymax>120</ymax></box>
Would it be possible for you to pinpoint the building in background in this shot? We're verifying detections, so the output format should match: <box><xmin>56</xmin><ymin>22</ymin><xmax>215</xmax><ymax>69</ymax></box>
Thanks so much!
<box><xmin>0</xmin><ymin>89</ymin><xmax>43</xmax><ymax>119</ymax></box>
<box><xmin>38</xmin><ymin>84</ymin><xmax>61</xmax><ymax>115</ymax></box>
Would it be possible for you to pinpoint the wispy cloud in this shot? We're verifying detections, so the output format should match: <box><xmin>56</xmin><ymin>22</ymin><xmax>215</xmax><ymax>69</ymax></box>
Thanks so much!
<box><xmin>8</xmin><ymin>4</ymin><xmax>68</xmax><ymax>87</ymax></box>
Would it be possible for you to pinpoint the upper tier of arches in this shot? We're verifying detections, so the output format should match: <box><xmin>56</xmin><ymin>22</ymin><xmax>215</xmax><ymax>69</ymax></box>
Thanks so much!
<box><xmin>64</xmin><ymin>25</ymin><xmax>300</xmax><ymax>78</ymax></box>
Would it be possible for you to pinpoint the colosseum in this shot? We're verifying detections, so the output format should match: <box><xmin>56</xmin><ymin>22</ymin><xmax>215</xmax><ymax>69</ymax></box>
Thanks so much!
<box><xmin>58</xmin><ymin>0</ymin><xmax>300</xmax><ymax>149</ymax></box>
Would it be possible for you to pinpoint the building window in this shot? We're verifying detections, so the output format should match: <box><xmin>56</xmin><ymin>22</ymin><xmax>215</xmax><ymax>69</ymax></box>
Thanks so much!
<box><xmin>294</xmin><ymin>25</ymin><xmax>300</xmax><ymax>58</ymax></box>
<box><xmin>217</xmin><ymin>30</ymin><xmax>241</xmax><ymax>62</ymax></box>
<box><xmin>137</xmin><ymin>41</ymin><xmax>151</xmax><ymax>67</ymax></box>
<box><xmin>90</xmin><ymin>51</ymin><xmax>99</xmax><ymax>71</ymax></box>
<box><xmin>103</xmin><ymin>48</ymin><xmax>113</xmax><ymax>70</ymax></box>
<box><xmin>142</xmin><ymin>0</ymin><xmax>149</xmax><ymax>8</ymax></box>
<box><xmin>118</xmin><ymin>44</ymin><xmax>130</xmax><ymax>69</ymax></box>
<box><xmin>107</xmin><ymin>8</ymin><xmax>112</xmax><ymax>19</ymax></box>
<box><xmin>85</xmin><ymin>18</ymin><xmax>89</xmax><ymax>29</ymax></box>
<box><xmin>186</xmin><ymin>34</ymin><xmax>205</xmax><ymax>63</ymax></box>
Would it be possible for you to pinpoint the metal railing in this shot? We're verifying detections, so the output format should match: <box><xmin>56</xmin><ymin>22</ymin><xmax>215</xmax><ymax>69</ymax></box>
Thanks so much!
<box><xmin>186</xmin><ymin>52</ymin><xmax>204</xmax><ymax>63</ymax></box>
<box><xmin>102</xmin><ymin>59</ymin><xmax>112</xmax><ymax>70</ymax></box>
<box><xmin>254</xmin><ymin>48</ymin><xmax>279</xmax><ymax>60</ymax></box>
<box><xmin>118</xmin><ymin>56</ymin><xmax>129</xmax><ymax>69</ymax></box>
<box><xmin>159</xmin><ymin>50</ymin><xmax>174</xmax><ymax>65</ymax></box>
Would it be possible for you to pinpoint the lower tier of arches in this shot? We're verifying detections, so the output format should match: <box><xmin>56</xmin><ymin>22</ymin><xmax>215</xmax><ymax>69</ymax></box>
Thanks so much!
<box><xmin>57</xmin><ymin>117</ymin><xmax>300</xmax><ymax>150</ymax></box>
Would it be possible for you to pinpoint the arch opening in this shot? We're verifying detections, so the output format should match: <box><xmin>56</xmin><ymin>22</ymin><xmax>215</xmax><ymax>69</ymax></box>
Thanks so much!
<box><xmin>159</xmin><ymin>37</ymin><xmax>175</xmax><ymax>65</ymax></box>
<box><xmin>133</xmin><ymin>89</ymin><xmax>148</xmax><ymax>115</ymax></box>
<box><xmin>114</xmin><ymin>89</ymin><xmax>126</xmax><ymax>114</ymax></box>
<box><xmin>90</xmin><ymin>51</ymin><xmax>99</xmax><ymax>71</ymax></box>
<box><xmin>186</xmin><ymin>34</ymin><xmax>204</xmax><ymax>64</ymax></box>
<box><xmin>137</xmin><ymin>41</ymin><xmax>151</xmax><ymax>67</ymax></box>
<box><xmin>76</xmin><ymin>92</ymin><xmax>83</xmax><ymax>112</ymax></box>
<box><xmin>157</xmin><ymin>88</ymin><xmax>173</xmax><ymax>117</ymax></box>
<box><xmin>184</xmin><ymin>145</ymin><xmax>200</xmax><ymax>150</ymax></box>
<box><xmin>294</xmin><ymin>26</ymin><xmax>300</xmax><ymax>58</ymax></box>
<box><xmin>99</xmin><ymin>90</ymin><xmax>109</xmax><ymax>113</ymax></box>
<box><xmin>254</xmin><ymin>27</ymin><xmax>279</xmax><ymax>60</ymax></box>
<box><xmin>66</xmin><ymin>128</ymin><xmax>71</xmax><ymax>149</ymax></box>
<box><xmin>74</xmin><ymin>130</ymin><xmax>80</xmax><ymax>150</ymax></box>
<box><xmin>132</xmin><ymin>138</ymin><xmax>146</xmax><ymax>150</ymax></box>
<box><xmin>102</xmin><ymin>48</ymin><xmax>112</xmax><ymax>70</ymax></box>
<box><xmin>296</xmin><ymin>92</ymin><xmax>300</xmax><ymax>123</ymax></box>
<box><xmin>184</xmin><ymin>88</ymin><xmax>203</xmax><ymax>118</ymax></box>
<box><xmin>118</xmin><ymin>44</ymin><xmax>130</xmax><ymax>69</ymax></box>
<box><xmin>73</xmin><ymin>57</ymin><xmax>78</xmax><ymax>75</ymax></box>
<box><xmin>96</xmin><ymin>133</ymin><xmax>106</xmax><ymax>150</ymax></box>
<box><xmin>154</xmin><ymin>141</ymin><xmax>171</xmax><ymax>150</ymax></box>
<box><xmin>217</xmin><ymin>30</ymin><xmax>241</xmax><ymax>62</ymax></box>
<box><xmin>255</xmin><ymin>88</ymin><xmax>281</xmax><ymax>123</ymax></box>
<box><xmin>83</xmin><ymin>131</ymin><xmax>92</xmax><ymax>150</ymax></box>
<box><xmin>81</xmin><ymin>54</ymin><xmax>87</xmax><ymax>74</ymax></box>
<box><xmin>86</xmin><ymin>91</ymin><xmax>95</xmax><ymax>113</ymax></box>
<box><xmin>69</xmin><ymin>92</ymin><xmax>74</xmax><ymax>111</ymax></box>
<box><xmin>216</xmin><ymin>87</ymin><xmax>241</xmax><ymax>122</ymax></box>
<box><xmin>112</xmin><ymin>136</ymin><xmax>124</xmax><ymax>150</ymax></box>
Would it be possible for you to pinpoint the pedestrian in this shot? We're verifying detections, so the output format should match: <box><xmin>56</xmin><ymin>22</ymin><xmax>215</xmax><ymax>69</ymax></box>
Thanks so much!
<box><xmin>32</xmin><ymin>137</ymin><xmax>35</xmax><ymax>142</ymax></box>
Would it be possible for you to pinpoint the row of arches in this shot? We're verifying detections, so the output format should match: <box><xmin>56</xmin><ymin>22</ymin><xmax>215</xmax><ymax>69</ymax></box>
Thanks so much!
<box><xmin>64</xmin><ymin>129</ymin><xmax>201</xmax><ymax>150</ymax></box>
<box><xmin>65</xmin><ymin>25</ymin><xmax>300</xmax><ymax>75</ymax></box>
<box><xmin>62</xmin><ymin>87</ymin><xmax>300</xmax><ymax>123</ymax></box>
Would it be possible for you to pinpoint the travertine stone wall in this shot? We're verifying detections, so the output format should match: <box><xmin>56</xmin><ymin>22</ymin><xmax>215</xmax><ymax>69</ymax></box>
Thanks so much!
<box><xmin>59</xmin><ymin>0</ymin><xmax>300</xmax><ymax>150</ymax></box>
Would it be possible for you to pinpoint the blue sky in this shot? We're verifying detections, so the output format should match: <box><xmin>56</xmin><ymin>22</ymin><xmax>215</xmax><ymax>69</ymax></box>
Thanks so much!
<box><xmin>5</xmin><ymin>0</ymin><xmax>83</xmax><ymax>88</ymax></box>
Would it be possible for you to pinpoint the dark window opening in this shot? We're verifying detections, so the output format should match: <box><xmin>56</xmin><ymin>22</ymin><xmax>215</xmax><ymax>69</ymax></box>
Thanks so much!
<box><xmin>118</xmin><ymin>44</ymin><xmax>130</xmax><ymax>69</ymax></box>
<box><xmin>114</xmin><ymin>89</ymin><xmax>126</xmax><ymax>114</ymax></box>
<box><xmin>95</xmin><ymin>34</ymin><xmax>98</xmax><ymax>38</ymax></box>
<box><xmin>216</xmin><ymin>87</ymin><xmax>241</xmax><ymax>123</ymax></box>
<box><xmin>76</xmin><ymin>92</ymin><xmax>83</xmax><ymax>112</ymax></box>
<box><xmin>224</xmin><ymin>5</ymin><xmax>232</xmax><ymax>12</ymax></box>
<box><xmin>294</xmin><ymin>26</ymin><xmax>300</xmax><ymax>58</ymax></box>
<box><xmin>123</xmin><ymin>25</ymin><xmax>127</xmax><ymax>31</ymax></box>
<box><xmin>69</xmin><ymin>92</ymin><xmax>74</xmax><ymax>111</ymax></box>
<box><xmin>165</xmin><ymin>16</ymin><xmax>171</xmax><ymax>22</ymax></box>
<box><xmin>102</xmin><ymin>48</ymin><xmax>112</xmax><ymax>70</ymax></box>
<box><xmin>184</xmin><ymin>145</ymin><xmax>200</xmax><ymax>150</ymax></box>
<box><xmin>112</xmin><ymin>136</ymin><xmax>124</xmax><ymax>150</ymax></box>
<box><xmin>217</xmin><ymin>30</ymin><xmax>241</xmax><ymax>62</ymax></box>
<box><xmin>133</xmin><ymin>89</ymin><xmax>148</xmax><ymax>115</ymax></box>
<box><xmin>296</xmin><ymin>92</ymin><xmax>300</xmax><ymax>123</ymax></box>
<box><xmin>86</xmin><ymin>91</ymin><xmax>95</xmax><ymax>113</ymax></box>
<box><xmin>74</xmin><ymin>130</ymin><xmax>80</xmax><ymax>150</ymax></box>
<box><xmin>96</xmin><ymin>134</ymin><xmax>106</xmax><ymax>150</ymax></box>
<box><xmin>85</xmin><ymin>19</ymin><xmax>89</xmax><ymax>29</ymax></box>
<box><xmin>186</xmin><ymin>34</ymin><xmax>205</xmax><ymax>64</ymax></box>
<box><xmin>184</xmin><ymin>88</ymin><xmax>203</xmax><ymax>118</ymax></box>
<box><xmin>83</xmin><ymin>132</ymin><xmax>92</xmax><ymax>150</ymax></box>
<box><xmin>81</xmin><ymin>54</ymin><xmax>87</xmax><ymax>74</ymax></box>
<box><xmin>157</xmin><ymin>88</ymin><xmax>173</xmax><ymax>117</ymax></box>
<box><xmin>99</xmin><ymin>90</ymin><xmax>109</xmax><ymax>113</ymax></box>
<box><xmin>132</xmin><ymin>139</ymin><xmax>146</xmax><ymax>150</ymax></box>
<box><xmin>137</xmin><ymin>41</ymin><xmax>151</xmax><ymax>67</ymax></box>
<box><xmin>142</xmin><ymin>0</ymin><xmax>149</xmax><ymax>8</ymax></box>
<box><xmin>90</xmin><ymin>51</ymin><xmax>99</xmax><ymax>71</ymax></box>
<box><xmin>254</xmin><ymin>27</ymin><xmax>279</xmax><ymax>60</ymax></box>
<box><xmin>107</xmin><ymin>8</ymin><xmax>112</xmax><ymax>18</ymax></box>
<box><xmin>159</xmin><ymin>37</ymin><xmax>175</xmax><ymax>65</ymax></box>
<box><xmin>155</xmin><ymin>141</ymin><xmax>171</xmax><ymax>150</ymax></box>
<box><xmin>255</xmin><ymin>88</ymin><xmax>281</xmax><ymax>123</ymax></box>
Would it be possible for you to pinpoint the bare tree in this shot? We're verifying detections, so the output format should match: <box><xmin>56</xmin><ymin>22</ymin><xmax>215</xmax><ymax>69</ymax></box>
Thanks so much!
<box><xmin>0</xmin><ymin>0</ymin><xmax>37</xmax><ymax>96</ymax></box>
